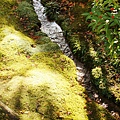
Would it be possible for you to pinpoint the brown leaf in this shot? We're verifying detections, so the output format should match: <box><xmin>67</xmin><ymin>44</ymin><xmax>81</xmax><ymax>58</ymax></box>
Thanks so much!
<box><xmin>79</xmin><ymin>2</ymin><xmax>85</xmax><ymax>8</ymax></box>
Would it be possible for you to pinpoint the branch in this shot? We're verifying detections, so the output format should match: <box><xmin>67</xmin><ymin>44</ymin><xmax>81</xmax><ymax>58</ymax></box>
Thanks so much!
<box><xmin>0</xmin><ymin>101</ymin><xmax>20</xmax><ymax>120</ymax></box>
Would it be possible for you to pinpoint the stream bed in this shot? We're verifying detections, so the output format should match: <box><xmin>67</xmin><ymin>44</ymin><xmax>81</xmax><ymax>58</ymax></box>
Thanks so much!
<box><xmin>33</xmin><ymin>0</ymin><xmax>73</xmax><ymax>59</ymax></box>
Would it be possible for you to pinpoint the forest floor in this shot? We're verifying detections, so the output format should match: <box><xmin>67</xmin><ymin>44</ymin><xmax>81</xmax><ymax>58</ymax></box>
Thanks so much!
<box><xmin>0</xmin><ymin>0</ymin><xmax>119</xmax><ymax>120</ymax></box>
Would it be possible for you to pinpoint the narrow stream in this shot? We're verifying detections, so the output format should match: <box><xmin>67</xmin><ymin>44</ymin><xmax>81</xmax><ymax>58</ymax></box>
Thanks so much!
<box><xmin>33</xmin><ymin>0</ymin><xmax>73</xmax><ymax>59</ymax></box>
<box><xmin>32</xmin><ymin>0</ymin><xmax>120</xmax><ymax>119</ymax></box>
<box><xmin>32</xmin><ymin>0</ymin><xmax>85</xmax><ymax>81</ymax></box>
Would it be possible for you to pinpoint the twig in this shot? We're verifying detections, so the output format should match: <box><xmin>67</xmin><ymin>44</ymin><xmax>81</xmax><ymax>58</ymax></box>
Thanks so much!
<box><xmin>0</xmin><ymin>101</ymin><xmax>20</xmax><ymax>120</ymax></box>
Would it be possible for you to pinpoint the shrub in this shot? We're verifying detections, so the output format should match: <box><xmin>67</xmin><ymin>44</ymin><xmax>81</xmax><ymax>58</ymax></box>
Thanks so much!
<box><xmin>82</xmin><ymin>0</ymin><xmax>120</xmax><ymax>101</ymax></box>
<box><xmin>82</xmin><ymin>0</ymin><xmax>120</xmax><ymax>65</ymax></box>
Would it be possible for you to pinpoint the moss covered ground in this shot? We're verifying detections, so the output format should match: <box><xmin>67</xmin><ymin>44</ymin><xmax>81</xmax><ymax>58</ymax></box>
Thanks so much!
<box><xmin>0</xmin><ymin>0</ymin><xmax>117</xmax><ymax>120</ymax></box>
<box><xmin>0</xmin><ymin>0</ymin><xmax>88</xmax><ymax>120</ymax></box>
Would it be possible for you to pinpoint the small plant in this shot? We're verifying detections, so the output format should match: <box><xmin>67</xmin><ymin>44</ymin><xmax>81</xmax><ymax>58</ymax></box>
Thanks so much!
<box><xmin>92</xmin><ymin>67</ymin><xmax>102</xmax><ymax>79</ymax></box>
<box><xmin>44</xmin><ymin>1</ymin><xmax>60</xmax><ymax>21</ymax></box>
<box><xmin>70</xmin><ymin>35</ymin><xmax>81</xmax><ymax>54</ymax></box>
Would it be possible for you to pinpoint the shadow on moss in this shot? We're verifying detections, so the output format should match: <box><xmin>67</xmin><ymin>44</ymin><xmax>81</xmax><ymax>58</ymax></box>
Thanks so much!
<box><xmin>87</xmin><ymin>101</ymin><xmax>116</xmax><ymax>120</ymax></box>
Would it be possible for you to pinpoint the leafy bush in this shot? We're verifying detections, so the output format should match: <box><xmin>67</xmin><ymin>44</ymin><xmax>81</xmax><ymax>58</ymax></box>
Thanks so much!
<box><xmin>82</xmin><ymin>0</ymin><xmax>120</xmax><ymax>65</ymax></box>
<box><xmin>82</xmin><ymin>0</ymin><xmax>120</xmax><ymax>101</ymax></box>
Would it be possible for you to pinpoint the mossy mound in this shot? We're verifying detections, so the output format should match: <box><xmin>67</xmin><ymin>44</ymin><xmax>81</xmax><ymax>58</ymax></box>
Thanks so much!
<box><xmin>0</xmin><ymin>25</ymin><xmax>88</xmax><ymax>120</ymax></box>
<box><xmin>0</xmin><ymin>67</ymin><xmax>87</xmax><ymax>120</ymax></box>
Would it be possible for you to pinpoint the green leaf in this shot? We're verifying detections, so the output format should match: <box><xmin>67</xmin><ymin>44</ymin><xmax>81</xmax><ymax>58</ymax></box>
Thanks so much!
<box><xmin>106</xmin><ymin>27</ymin><xmax>111</xmax><ymax>42</ymax></box>
<box><xmin>92</xmin><ymin>23</ymin><xmax>97</xmax><ymax>31</ymax></box>
<box><xmin>104</xmin><ymin>7</ymin><xmax>110</xmax><ymax>11</ymax></box>
<box><xmin>103</xmin><ymin>15</ymin><xmax>109</xmax><ymax>19</ymax></box>
<box><xmin>114</xmin><ymin>19</ymin><xmax>119</xmax><ymax>25</ymax></box>
<box><xmin>82</xmin><ymin>13</ymin><xmax>90</xmax><ymax>16</ymax></box>
<box><xmin>88</xmin><ymin>22</ymin><xmax>96</xmax><ymax>28</ymax></box>
<box><xmin>92</xmin><ymin>16</ymin><xmax>99</xmax><ymax>21</ymax></box>
<box><xmin>86</xmin><ymin>15</ymin><xmax>92</xmax><ymax>21</ymax></box>
<box><xmin>110</xmin><ymin>22</ymin><xmax>117</xmax><ymax>27</ymax></box>
<box><xmin>106</xmin><ymin>12</ymin><xmax>112</xmax><ymax>17</ymax></box>
<box><xmin>97</xmin><ymin>24</ymin><xmax>105</xmax><ymax>32</ymax></box>
<box><xmin>102</xmin><ymin>1</ymin><xmax>109</xmax><ymax>7</ymax></box>
<box><xmin>100</xmin><ymin>28</ymin><xmax>106</xmax><ymax>33</ymax></box>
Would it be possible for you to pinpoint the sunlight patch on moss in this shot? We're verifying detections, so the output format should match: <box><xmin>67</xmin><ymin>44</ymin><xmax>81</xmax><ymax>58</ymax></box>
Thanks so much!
<box><xmin>0</xmin><ymin>66</ymin><xmax>87</xmax><ymax>120</ymax></box>
<box><xmin>20</xmin><ymin>112</ymin><xmax>42</xmax><ymax>120</ymax></box>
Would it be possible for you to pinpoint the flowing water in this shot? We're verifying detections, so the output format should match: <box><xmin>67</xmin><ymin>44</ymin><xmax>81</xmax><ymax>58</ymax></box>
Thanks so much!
<box><xmin>33</xmin><ymin>0</ymin><xmax>73</xmax><ymax>59</ymax></box>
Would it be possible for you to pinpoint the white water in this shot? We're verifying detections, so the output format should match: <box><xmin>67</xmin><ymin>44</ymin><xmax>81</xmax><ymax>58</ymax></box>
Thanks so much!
<box><xmin>33</xmin><ymin>0</ymin><xmax>73</xmax><ymax>59</ymax></box>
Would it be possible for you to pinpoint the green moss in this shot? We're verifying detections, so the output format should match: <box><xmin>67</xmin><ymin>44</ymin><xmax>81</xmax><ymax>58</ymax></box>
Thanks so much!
<box><xmin>0</xmin><ymin>49</ymin><xmax>88</xmax><ymax>120</ymax></box>
<box><xmin>0</xmin><ymin>19</ymin><xmax>87</xmax><ymax>119</ymax></box>
<box><xmin>87</xmin><ymin>101</ymin><xmax>116</xmax><ymax>120</ymax></box>
<box><xmin>15</xmin><ymin>1</ymin><xmax>40</xmax><ymax>32</ymax></box>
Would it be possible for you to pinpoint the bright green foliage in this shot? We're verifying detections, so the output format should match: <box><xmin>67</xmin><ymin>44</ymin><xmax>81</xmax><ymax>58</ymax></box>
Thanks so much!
<box><xmin>92</xmin><ymin>67</ymin><xmax>102</xmax><ymax>79</ymax></box>
<box><xmin>82</xmin><ymin>0</ymin><xmax>120</xmax><ymax>63</ymax></box>
<box><xmin>69</xmin><ymin>35</ymin><xmax>81</xmax><ymax>54</ymax></box>
<box><xmin>91</xmin><ymin>67</ymin><xmax>106</xmax><ymax>89</ymax></box>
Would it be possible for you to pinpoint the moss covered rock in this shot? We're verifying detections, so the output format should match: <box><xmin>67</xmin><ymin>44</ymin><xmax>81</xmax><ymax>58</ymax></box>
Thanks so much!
<box><xmin>0</xmin><ymin>25</ymin><xmax>88</xmax><ymax>120</ymax></box>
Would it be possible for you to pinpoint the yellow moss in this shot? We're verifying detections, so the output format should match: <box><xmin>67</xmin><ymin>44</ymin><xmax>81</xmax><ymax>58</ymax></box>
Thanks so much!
<box><xmin>0</xmin><ymin>26</ymin><xmax>87</xmax><ymax>119</ymax></box>
<box><xmin>0</xmin><ymin>25</ymin><xmax>87</xmax><ymax>120</ymax></box>
<box><xmin>0</xmin><ymin>53</ymin><xmax>88</xmax><ymax>119</ymax></box>
<box><xmin>0</xmin><ymin>68</ymin><xmax>87</xmax><ymax>119</ymax></box>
